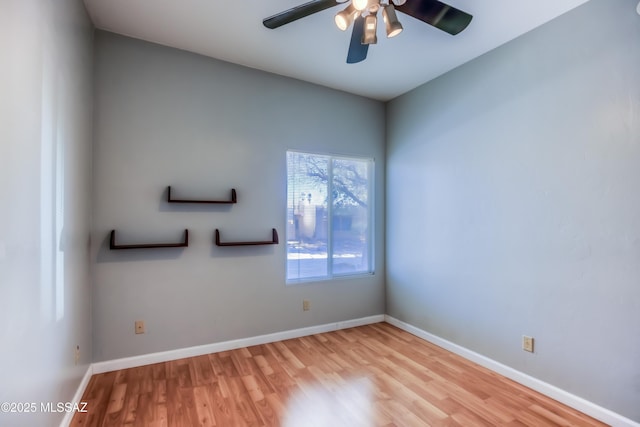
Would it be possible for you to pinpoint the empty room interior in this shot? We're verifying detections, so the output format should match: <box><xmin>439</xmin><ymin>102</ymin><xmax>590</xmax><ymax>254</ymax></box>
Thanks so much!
<box><xmin>1</xmin><ymin>0</ymin><xmax>639</xmax><ymax>425</ymax></box>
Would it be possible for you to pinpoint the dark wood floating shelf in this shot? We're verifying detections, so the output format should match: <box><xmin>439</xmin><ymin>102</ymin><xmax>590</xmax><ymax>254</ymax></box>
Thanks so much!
<box><xmin>167</xmin><ymin>186</ymin><xmax>237</xmax><ymax>204</ymax></box>
<box><xmin>110</xmin><ymin>229</ymin><xmax>189</xmax><ymax>250</ymax></box>
<box><xmin>215</xmin><ymin>228</ymin><xmax>279</xmax><ymax>246</ymax></box>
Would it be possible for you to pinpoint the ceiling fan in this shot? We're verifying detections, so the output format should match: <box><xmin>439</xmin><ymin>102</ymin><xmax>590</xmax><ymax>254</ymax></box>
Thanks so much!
<box><xmin>263</xmin><ymin>0</ymin><xmax>473</xmax><ymax>64</ymax></box>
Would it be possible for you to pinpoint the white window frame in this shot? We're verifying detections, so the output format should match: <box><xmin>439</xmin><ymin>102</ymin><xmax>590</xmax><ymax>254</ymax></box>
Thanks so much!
<box><xmin>286</xmin><ymin>150</ymin><xmax>375</xmax><ymax>284</ymax></box>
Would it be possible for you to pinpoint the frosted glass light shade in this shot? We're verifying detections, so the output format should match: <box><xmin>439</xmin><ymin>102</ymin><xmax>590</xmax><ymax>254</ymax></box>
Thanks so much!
<box><xmin>353</xmin><ymin>0</ymin><xmax>369</xmax><ymax>11</ymax></box>
<box><xmin>362</xmin><ymin>14</ymin><xmax>378</xmax><ymax>44</ymax></box>
<box><xmin>382</xmin><ymin>5</ymin><xmax>403</xmax><ymax>37</ymax></box>
<box><xmin>335</xmin><ymin>4</ymin><xmax>357</xmax><ymax>31</ymax></box>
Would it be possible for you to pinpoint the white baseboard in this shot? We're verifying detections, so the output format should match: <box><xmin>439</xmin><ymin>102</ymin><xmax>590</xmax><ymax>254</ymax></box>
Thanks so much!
<box><xmin>385</xmin><ymin>315</ymin><xmax>639</xmax><ymax>427</ymax></box>
<box><xmin>68</xmin><ymin>314</ymin><xmax>638</xmax><ymax>427</ymax></box>
<box><xmin>92</xmin><ymin>314</ymin><xmax>385</xmax><ymax>374</ymax></box>
<box><xmin>62</xmin><ymin>315</ymin><xmax>382</xmax><ymax>426</ymax></box>
<box><xmin>59</xmin><ymin>364</ymin><xmax>93</xmax><ymax>427</ymax></box>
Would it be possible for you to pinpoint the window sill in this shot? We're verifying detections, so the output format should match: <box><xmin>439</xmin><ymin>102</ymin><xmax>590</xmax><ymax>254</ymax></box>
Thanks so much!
<box><xmin>286</xmin><ymin>271</ymin><xmax>375</xmax><ymax>286</ymax></box>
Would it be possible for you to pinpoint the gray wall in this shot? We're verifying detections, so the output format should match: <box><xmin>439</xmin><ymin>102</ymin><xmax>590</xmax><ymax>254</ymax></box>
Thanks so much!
<box><xmin>91</xmin><ymin>32</ymin><xmax>386</xmax><ymax>362</ymax></box>
<box><xmin>0</xmin><ymin>0</ymin><xmax>94</xmax><ymax>426</ymax></box>
<box><xmin>386</xmin><ymin>0</ymin><xmax>640</xmax><ymax>421</ymax></box>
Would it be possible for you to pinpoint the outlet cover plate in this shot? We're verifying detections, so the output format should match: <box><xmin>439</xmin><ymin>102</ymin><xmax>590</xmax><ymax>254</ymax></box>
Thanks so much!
<box><xmin>135</xmin><ymin>320</ymin><xmax>145</xmax><ymax>334</ymax></box>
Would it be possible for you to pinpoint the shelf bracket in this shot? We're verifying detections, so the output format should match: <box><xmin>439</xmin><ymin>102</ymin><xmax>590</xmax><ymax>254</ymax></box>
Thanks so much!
<box><xmin>167</xmin><ymin>187</ymin><xmax>237</xmax><ymax>204</ymax></box>
<box><xmin>110</xmin><ymin>229</ymin><xmax>189</xmax><ymax>250</ymax></box>
<box><xmin>215</xmin><ymin>228</ymin><xmax>279</xmax><ymax>246</ymax></box>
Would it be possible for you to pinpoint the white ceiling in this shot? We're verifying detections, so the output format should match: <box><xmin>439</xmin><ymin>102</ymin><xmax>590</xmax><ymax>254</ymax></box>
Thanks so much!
<box><xmin>82</xmin><ymin>0</ymin><xmax>590</xmax><ymax>101</ymax></box>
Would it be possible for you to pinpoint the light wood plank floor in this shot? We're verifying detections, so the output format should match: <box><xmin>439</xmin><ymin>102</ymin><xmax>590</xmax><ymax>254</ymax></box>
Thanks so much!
<box><xmin>71</xmin><ymin>323</ymin><xmax>607</xmax><ymax>426</ymax></box>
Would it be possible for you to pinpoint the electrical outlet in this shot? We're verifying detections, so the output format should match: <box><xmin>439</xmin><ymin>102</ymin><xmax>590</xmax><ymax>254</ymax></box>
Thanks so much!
<box><xmin>522</xmin><ymin>335</ymin><xmax>534</xmax><ymax>352</ymax></box>
<box><xmin>303</xmin><ymin>300</ymin><xmax>311</xmax><ymax>311</ymax></box>
<box><xmin>74</xmin><ymin>345</ymin><xmax>80</xmax><ymax>365</ymax></box>
<box><xmin>135</xmin><ymin>320</ymin><xmax>145</xmax><ymax>334</ymax></box>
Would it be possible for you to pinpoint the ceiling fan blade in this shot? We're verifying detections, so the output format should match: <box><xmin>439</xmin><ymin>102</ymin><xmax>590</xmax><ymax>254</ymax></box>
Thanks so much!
<box><xmin>346</xmin><ymin>16</ymin><xmax>368</xmax><ymax>64</ymax></box>
<box><xmin>396</xmin><ymin>0</ymin><xmax>472</xmax><ymax>35</ymax></box>
<box><xmin>263</xmin><ymin>0</ymin><xmax>340</xmax><ymax>29</ymax></box>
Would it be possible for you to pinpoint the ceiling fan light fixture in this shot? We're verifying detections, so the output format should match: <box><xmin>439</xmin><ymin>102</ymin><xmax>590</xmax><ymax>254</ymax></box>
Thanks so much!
<box><xmin>362</xmin><ymin>13</ymin><xmax>378</xmax><ymax>45</ymax></box>
<box><xmin>353</xmin><ymin>0</ymin><xmax>369</xmax><ymax>12</ymax></box>
<box><xmin>382</xmin><ymin>4</ymin><xmax>403</xmax><ymax>37</ymax></box>
<box><xmin>263</xmin><ymin>0</ymin><xmax>473</xmax><ymax>64</ymax></box>
<box><xmin>335</xmin><ymin>4</ymin><xmax>357</xmax><ymax>31</ymax></box>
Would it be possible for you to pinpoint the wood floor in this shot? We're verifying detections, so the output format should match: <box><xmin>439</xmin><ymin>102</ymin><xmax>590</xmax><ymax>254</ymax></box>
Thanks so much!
<box><xmin>71</xmin><ymin>323</ymin><xmax>607</xmax><ymax>426</ymax></box>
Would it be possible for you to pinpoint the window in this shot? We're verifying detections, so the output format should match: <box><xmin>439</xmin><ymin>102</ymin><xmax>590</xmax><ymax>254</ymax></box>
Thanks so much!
<box><xmin>286</xmin><ymin>150</ymin><xmax>373</xmax><ymax>282</ymax></box>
